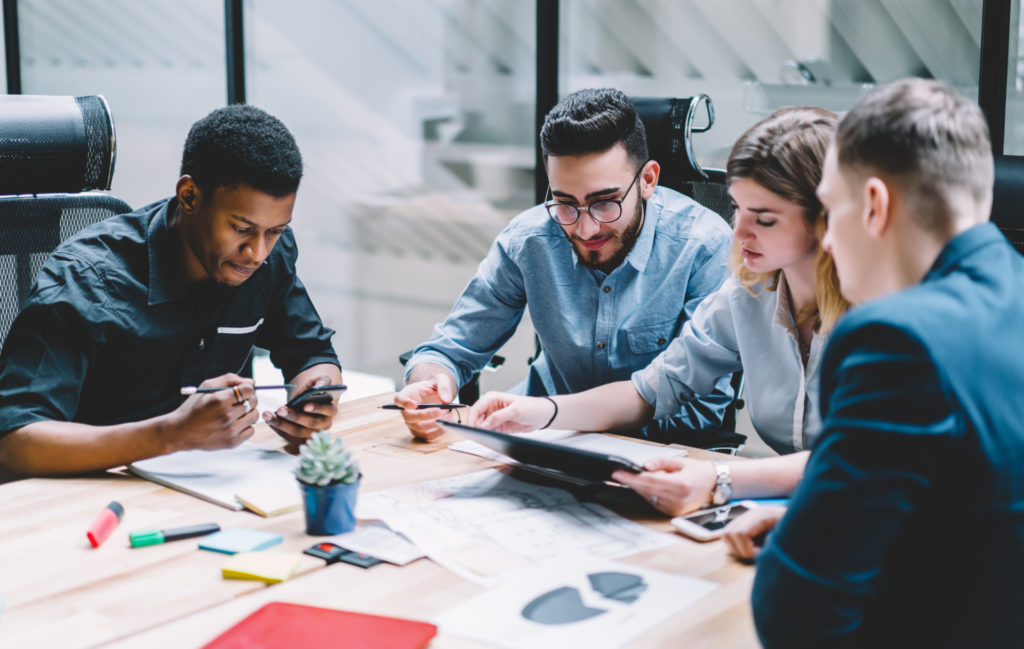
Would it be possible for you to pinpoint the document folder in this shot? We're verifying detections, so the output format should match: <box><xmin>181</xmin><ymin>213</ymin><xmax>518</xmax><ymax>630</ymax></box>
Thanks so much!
<box><xmin>201</xmin><ymin>601</ymin><xmax>437</xmax><ymax>649</ymax></box>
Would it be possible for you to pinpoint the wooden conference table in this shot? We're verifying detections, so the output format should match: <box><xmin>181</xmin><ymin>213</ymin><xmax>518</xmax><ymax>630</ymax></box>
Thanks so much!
<box><xmin>0</xmin><ymin>394</ymin><xmax>758</xmax><ymax>649</ymax></box>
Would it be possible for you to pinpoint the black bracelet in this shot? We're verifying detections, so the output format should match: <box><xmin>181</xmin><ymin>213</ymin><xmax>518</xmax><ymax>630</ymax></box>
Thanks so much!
<box><xmin>540</xmin><ymin>396</ymin><xmax>558</xmax><ymax>429</ymax></box>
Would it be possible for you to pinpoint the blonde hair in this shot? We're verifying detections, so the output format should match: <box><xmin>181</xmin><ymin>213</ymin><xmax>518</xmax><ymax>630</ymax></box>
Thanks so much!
<box><xmin>836</xmin><ymin>78</ymin><xmax>993</xmax><ymax>235</ymax></box>
<box><xmin>726</xmin><ymin>106</ymin><xmax>849</xmax><ymax>333</ymax></box>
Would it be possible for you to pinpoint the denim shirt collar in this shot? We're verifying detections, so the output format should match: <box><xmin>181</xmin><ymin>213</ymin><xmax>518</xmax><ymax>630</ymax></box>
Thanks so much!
<box><xmin>626</xmin><ymin>193</ymin><xmax>660</xmax><ymax>273</ymax></box>
<box><xmin>147</xmin><ymin>198</ymin><xmax>187</xmax><ymax>306</ymax></box>
<box><xmin>570</xmin><ymin>191</ymin><xmax>661</xmax><ymax>275</ymax></box>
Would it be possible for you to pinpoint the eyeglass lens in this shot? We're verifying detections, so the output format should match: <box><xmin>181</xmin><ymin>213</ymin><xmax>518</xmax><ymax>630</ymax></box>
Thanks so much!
<box><xmin>546</xmin><ymin>164</ymin><xmax>644</xmax><ymax>225</ymax></box>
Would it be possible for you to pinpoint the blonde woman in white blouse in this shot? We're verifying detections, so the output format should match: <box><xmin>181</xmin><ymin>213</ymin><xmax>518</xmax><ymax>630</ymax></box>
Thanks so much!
<box><xmin>468</xmin><ymin>107</ymin><xmax>850</xmax><ymax>517</ymax></box>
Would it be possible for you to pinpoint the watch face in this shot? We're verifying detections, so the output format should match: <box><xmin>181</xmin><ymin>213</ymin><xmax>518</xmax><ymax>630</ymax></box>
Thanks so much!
<box><xmin>712</xmin><ymin>463</ymin><xmax>732</xmax><ymax>505</ymax></box>
<box><xmin>712</xmin><ymin>485</ymin><xmax>731</xmax><ymax>506</ymax></box>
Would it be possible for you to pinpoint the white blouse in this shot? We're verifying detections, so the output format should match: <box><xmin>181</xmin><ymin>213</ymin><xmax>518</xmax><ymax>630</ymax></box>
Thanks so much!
<box><xmin>631</xmin><ymin>276</ymin><xmax>824</xmax><ymax>454</ymax></box>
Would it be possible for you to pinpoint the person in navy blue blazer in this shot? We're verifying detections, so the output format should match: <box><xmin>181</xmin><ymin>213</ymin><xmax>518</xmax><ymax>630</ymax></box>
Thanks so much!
<box><xmin>727</xmin><ymin>78</ymin><xmax>1024</xmax><ymax>648</ymax></box>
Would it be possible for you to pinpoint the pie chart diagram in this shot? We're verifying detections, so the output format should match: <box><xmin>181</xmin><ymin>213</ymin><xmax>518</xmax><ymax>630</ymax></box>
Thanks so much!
<box><xmin>521</xmin><ymin>571</ymin><xmax>648</xmax><ymax>625</ymax></box>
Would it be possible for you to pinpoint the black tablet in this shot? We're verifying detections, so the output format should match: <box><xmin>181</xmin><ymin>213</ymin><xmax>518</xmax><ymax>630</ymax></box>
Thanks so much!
<box><xmin>438</xmin><ymin>421</ymin><xmax>643</xmax><ymax>484</ymax></box>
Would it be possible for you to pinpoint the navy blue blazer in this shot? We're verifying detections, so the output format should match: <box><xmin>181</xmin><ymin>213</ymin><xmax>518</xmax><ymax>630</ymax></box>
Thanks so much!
<box><xmin>752</xmin><ymin>223</ymin><xmax>1024</xmax><ymax>648</ymax></box>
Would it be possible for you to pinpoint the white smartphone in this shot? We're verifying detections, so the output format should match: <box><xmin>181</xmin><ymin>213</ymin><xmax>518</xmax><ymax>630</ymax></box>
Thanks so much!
<box><xmin>670</xmin><ymin>500</ymin><xmax>759</xmax><ymax>541</ymax></box>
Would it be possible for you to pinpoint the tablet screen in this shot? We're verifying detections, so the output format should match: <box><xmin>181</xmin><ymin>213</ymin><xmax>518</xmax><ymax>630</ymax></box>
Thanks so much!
<box><xmin>439</xmin><ymin>421</ymin><xmax>642</xmax><ymax>484</ymax></box>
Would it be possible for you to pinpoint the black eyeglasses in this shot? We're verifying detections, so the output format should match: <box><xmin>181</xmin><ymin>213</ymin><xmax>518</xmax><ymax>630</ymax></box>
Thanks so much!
<box><xmin>544</xmin><ymin>164</ymin><xmax>647</xmax><ymax>226</ymax></box>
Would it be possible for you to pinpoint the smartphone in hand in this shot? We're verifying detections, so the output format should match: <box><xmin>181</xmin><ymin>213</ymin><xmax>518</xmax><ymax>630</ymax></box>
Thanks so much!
<box><xmin>670</xmin><ymin>500</ymin><xmax>759</xmax><ymax>541</ymax></box>
<box><xmin>286</xmin><ymin>385</ymin><xmax>347</xmax><ymax>409</ymax></box>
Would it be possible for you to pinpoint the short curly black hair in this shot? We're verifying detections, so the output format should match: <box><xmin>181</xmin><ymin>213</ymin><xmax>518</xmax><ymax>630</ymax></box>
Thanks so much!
<box><xmin>180</xmin><ymin>104</ymin><xmax>303</xmax><ymax>197</ymax></box>
<box><xmin>540</xmin><ymin>88</ymin><xmax>648</xmax><ymax>169</ymax></box>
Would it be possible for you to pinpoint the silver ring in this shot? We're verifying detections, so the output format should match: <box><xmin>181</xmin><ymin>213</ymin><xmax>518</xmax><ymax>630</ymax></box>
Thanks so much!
<box><xmin>651</xmin><ymin>495</ymin><xmax>659</xmax><ymax>505</ymax></box>
<box><xmin>242</xmin><ymin>399</ymin><xmax>252</xmax><ymax>414</ymax></box>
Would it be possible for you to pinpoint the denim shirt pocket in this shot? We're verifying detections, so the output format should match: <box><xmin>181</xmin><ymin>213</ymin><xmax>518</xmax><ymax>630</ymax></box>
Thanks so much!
<box><xmin>625</xmin><ymin>318</ymin><xmax>676</xmax><ymax>360</ymax></box>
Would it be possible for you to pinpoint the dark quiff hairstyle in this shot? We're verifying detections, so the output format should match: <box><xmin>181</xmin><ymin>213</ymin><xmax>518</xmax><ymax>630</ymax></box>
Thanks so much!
<box><xmin>835</xmin><ymin>78</ymin><xmax>993</xmax><ymax>233</ymax></box>
<box><xmin>540</xmin><ymin>88</ymin><xmax>648</xmax><ymax>169</ymax></box>
<box><xmin>180</xmin><ymin>104</ymin><xmax>303</xmax><ymax>197</ymax></box>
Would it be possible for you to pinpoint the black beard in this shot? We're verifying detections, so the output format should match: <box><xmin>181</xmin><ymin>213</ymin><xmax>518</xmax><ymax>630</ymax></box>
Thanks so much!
<box><xmin>567</xmin><ymin>199</ymin><xmax>645</xmax><ymax>274</ymax></box>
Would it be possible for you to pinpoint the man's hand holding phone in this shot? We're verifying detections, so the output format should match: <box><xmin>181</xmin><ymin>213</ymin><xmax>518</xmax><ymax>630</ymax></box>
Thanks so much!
<box><xmin>263</xmin><ymin>365</ymin><xmax>344</xmax><ymax>452</ymax></box>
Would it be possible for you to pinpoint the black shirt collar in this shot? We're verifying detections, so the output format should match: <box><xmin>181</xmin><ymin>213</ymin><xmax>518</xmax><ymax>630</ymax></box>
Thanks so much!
<box><xmin>147</xmin><ymin>198</ymin><xmax>188</xmax><ymax>306</ymax></box>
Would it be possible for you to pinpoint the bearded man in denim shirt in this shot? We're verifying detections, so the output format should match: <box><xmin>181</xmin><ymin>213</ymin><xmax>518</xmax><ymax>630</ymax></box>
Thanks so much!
<box><xmin>396</xmin><ymin>88</ymin><xmax>733</xmax><ymax>445</ymax></box>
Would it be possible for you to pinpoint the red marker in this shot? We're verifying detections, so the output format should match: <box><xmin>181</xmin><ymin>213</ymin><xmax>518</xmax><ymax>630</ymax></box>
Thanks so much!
<box><xmin>87</xmin><ymin>501</ymin><xmax>124</xmax><ymax>548</ymax></box>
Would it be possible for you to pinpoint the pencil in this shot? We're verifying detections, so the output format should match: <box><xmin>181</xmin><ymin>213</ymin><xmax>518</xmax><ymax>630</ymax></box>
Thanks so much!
<box><xmin>379</xmin><ymin>403</ymin><xmax>468</xmax><ymax>410</ymax></box>
<box><xmin>180</xmin><ymin>384</ymin><xmax>295</xmax><ymax>395</ymax></box>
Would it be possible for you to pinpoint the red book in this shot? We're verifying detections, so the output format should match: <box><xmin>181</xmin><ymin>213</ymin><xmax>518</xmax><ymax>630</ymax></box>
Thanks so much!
<box><xmin>201</xmin><ymin>602</ymin><xmax>438</xmax><ymax>649</ymax></box>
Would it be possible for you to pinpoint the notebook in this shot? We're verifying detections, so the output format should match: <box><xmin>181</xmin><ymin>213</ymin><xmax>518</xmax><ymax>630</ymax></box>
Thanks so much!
<box><xmin>221</xmin><ymin>552</ymin><xmax>301</xmax><ymax>584</ymax></box>
<box><xmin>127</xmin><ymin>443</ymin><xmax>297</xmax><ymax>510</ymax></box>
<box><xmin>201</xmin><ymin>601</ymin><xmax>438</xmax><ymax>649</ymax></box>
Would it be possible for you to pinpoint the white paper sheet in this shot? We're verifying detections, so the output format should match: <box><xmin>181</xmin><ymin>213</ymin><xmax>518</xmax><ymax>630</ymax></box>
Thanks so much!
<box><xmin>328</xmin><ymin>521</ymin><xmax>425</xmax><ymax>566</ymax></box>
<box><xmin>127</xmin><ymin>443</ymin><xmax>297</xmax><ymax>510</ymax></box>
<box><xmin>357</xmin><ymin>469</ymin><xmax>678</xmax><ymax>586</ymax></box>
<box><xmin>436</xmin><ymin>557</ymin><xmax>717</xmax><ymax>649</ymax></box>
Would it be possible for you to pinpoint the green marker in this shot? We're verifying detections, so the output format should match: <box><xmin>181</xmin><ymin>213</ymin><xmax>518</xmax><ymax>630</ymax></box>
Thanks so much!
<box><xmin>129</xmin><ymin>523</ymin><xmax>220</xmax><ymax>548</ymax></box>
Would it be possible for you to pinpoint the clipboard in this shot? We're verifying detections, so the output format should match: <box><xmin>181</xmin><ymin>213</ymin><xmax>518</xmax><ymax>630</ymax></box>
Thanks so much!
<box><xmin>438</xmin><ymin>421</ymin><xmax>643</xmax><ymax>484</ymax></box>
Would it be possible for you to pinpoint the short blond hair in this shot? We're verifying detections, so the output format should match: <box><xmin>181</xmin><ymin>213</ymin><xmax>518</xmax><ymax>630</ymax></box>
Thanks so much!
<box><xmin>836</xmin><ymin>78</ymin><xmax>994</xmax><ymax>234</ymax></box>
<box><xmin>726</xmin><ymin>107</ymin><xmax>849</xmax><ymax>333</ymax></box>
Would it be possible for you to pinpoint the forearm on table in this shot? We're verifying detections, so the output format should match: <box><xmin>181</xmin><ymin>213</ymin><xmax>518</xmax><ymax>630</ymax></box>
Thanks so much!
<box><xmin>405</xmin><ymin>363</ymin><xmax>457</xmax><ymax>391</ymax></box>
<box><xmin>729</xmin><ymin>451</ymin><xmax>809</xmax><ymax>500</ymax></box>
<box><xmin>550</xmin><ymin>381</ymin><xmax>655</xmax><ymax>432</ymax></box>
<box><xmin>0</xmin><ymin>416</ymin><xmax>177</xmax><ymax>477</ymax></box>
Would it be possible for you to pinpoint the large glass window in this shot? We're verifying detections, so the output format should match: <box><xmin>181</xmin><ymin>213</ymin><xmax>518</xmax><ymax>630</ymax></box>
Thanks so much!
<box><xmin>9</xmin><ymin>0</ymin><xmax>1005</xmax><ymax>392</ymax></box>
<box><xmin>560</xmin><ymin>0</ymin><xmax>983</xmax><ymax>170</ymax></box>
<box><xmin>18</xmin><ymin>0</ymin><xmax>227</xmax><ymax>208</ymax></box>
<box><xmin>245</xmin><ymin>0</ymin><xmax>538</xmax><ymax>386</ymax></box>
<box><xmin>0</xmin><ymin>16</ymin><xmax>7</xmax><ymax>91</ymax></box>
<box><xmin>1006</xmin><ymin>0</ymin><xmax>1024</xmax><ymax>154</ymax></box>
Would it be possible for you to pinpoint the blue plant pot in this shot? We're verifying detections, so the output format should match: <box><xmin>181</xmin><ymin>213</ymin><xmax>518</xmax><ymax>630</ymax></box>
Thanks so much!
<box><xmin>299</xmin><ymin>478</ymin><xmax>359</xmax><ymax>536</ymax></box>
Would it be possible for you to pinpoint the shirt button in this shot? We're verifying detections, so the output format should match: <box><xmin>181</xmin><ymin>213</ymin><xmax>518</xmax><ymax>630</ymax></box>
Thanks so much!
<box><xmin>657</xmin><ymin>338</ymin><xmax>666</xmax><ymax>345</ymax></box>
<box><xmin>602</xmin><ymin>286</ymin><xmax>611</xmax><ymax>293</ymax></box>
<box><xmin>597</xmin><ymin>342</ymin><xmax>606</xmax><ymax>350</ymax></box>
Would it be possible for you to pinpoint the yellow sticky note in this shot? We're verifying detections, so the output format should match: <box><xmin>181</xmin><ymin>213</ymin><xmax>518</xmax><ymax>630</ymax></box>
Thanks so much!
<box><xmin>221</xmin><ymin>551</ymin><xmax>301</xmax><ymax>584</ymax></box>
<box><xmin>235</xmin><ymin>483</ymin><xmax>302</xmax><ymax>517</ymax></box>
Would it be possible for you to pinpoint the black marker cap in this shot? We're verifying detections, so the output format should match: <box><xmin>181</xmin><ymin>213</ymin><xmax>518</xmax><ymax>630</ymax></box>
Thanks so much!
<box><xmin>107</xmin><ymin>501</ymin><xmax>124</xmax><ymax>521</ymax></box>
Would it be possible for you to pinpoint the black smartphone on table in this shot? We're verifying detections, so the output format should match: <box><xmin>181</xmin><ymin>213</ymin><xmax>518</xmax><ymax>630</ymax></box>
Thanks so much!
<box><xmin>286</xmin><ymin>384</ymin><xmax>347</xmax><ymax>409</ymax></box>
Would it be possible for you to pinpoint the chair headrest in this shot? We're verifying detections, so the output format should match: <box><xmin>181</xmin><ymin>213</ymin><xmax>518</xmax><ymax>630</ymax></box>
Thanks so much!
<box><xmin>0</xmin><ymin>95</ymin><xmax>116</xmax><ymax>196</ymax></box>
<box><xmin>992</xmin><ymin>155</ymin><xmax>1024</xmax><ymax>228</ymax></box>
<box><xmin>631</xmin><ymin>95</ymin><xmax>715</xmax><ymax>184</ymax></box>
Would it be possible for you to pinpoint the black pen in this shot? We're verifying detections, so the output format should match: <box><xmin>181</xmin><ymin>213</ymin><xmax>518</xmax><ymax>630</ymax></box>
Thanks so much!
<box><xmin>180</xmin><ymin>384</ymin><xmax>295</xmax><ymax>395</ymax></box>
<box><xmin>380</xmin><ymin>403</ymin><xmax>468</xmax><ymax>410</ymax></box>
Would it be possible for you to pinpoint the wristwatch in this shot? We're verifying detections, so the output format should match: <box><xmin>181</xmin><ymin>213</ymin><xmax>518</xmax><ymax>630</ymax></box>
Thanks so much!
<box><xmin>709</xmin><ymin>461</ymin><xmax>733</xmax><ymax>506</ymax></box>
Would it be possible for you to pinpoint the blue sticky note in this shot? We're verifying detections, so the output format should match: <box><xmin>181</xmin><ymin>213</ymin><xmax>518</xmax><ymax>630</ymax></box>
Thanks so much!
<box><xmin>198</xmin><ymin>527</ymin><xmax>283</xmax><ymax>554</ymax></box>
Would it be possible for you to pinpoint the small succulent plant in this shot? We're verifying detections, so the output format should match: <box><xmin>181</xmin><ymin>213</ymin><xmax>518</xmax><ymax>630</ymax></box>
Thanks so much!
<box><xmin>294</xmin><ymin>431</ymin><xmax>360</xmax><ymax>486</ymax></box>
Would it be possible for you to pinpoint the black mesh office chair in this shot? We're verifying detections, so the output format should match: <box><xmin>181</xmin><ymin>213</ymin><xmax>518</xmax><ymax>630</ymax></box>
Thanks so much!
<box><xmin>0</xmin><ymin>95</ymin><xmax>131</xmax><ymax>347</ymax></box>
<box><xmin>992</xmin><ymin>155</ymin><xmax>1024</xmax><ymax>255</ymax></box>
<box><xmin>631</xmin><ymin>94</ymin><xmax>735</xmax><ymax>224</ymax></box>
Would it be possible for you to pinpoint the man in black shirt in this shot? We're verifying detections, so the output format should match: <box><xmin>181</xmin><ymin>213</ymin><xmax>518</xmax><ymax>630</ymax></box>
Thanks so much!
<box><xmin>0</xmin><ymin>104</ymin><xmax>341</xmax><ymax>477</ymax></box>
